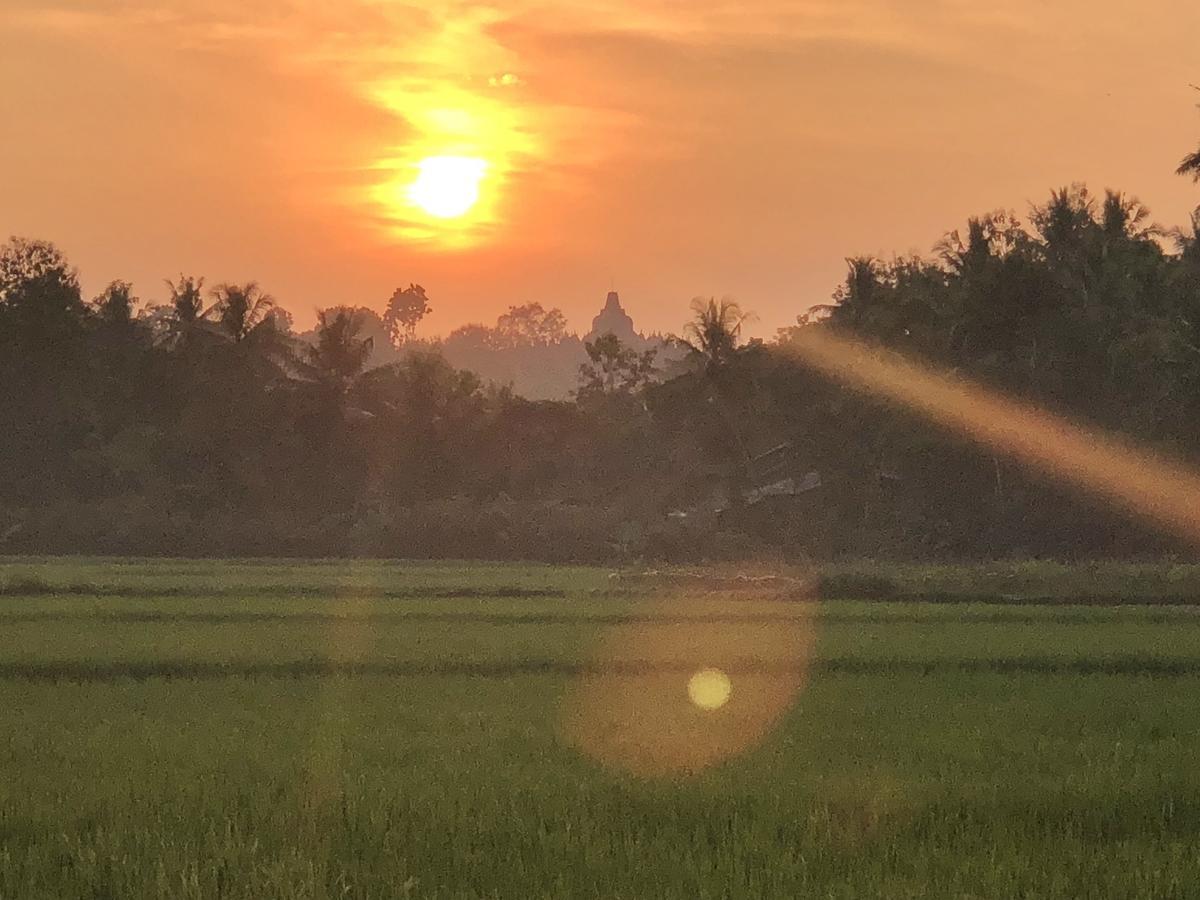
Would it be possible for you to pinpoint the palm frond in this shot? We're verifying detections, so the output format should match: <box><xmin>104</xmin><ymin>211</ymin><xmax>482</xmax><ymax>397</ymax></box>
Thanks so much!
<box><xmin>1179</xmin><ymin>149</ymin><xmax>1200</xmax><ymax>181</ymax></box>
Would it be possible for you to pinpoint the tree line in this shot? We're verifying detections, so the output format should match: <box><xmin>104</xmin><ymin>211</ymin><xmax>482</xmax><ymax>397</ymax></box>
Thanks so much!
<box><xmin>1</xmin><ymin>138</ymin><xmax>1198</xmax><ymax>561</ymax></box>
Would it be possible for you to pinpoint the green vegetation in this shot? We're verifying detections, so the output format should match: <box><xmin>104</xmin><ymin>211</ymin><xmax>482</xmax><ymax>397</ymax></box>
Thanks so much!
<box><xmin>4</xmin><ymin>558</ymin><xmax>1200</xmax><ymax>898</ymax></box>
<box><xmin>3</xmin><ymin>132</ymin><xmax>1200</xmax><ymax>561</ymax></box>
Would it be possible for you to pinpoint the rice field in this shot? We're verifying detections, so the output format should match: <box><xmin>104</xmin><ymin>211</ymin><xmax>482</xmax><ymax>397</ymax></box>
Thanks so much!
<box><xmin>3</xmin><ymin>558</ymin><xmax>1200</xmax><ymax>898</ymax></box>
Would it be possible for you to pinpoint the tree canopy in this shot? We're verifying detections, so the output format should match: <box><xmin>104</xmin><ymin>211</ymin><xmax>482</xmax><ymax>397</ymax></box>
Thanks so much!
<box><xmin>2</xmin><ymin>152</ymin><xmax>1199</xmax><ymax>561</ymax></box>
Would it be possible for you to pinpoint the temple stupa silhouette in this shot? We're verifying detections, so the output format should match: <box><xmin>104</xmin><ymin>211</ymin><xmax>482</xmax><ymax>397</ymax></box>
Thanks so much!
<box><xmin>585</xmin><ymin>291</ymin><xmax>643</xmax><ymax>346</ymax></box>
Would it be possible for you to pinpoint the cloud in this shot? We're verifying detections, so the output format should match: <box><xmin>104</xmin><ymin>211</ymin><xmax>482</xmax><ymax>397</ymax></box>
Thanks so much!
<box><xmin>6</xmin><ymin>0</ymin><xmax>1195</xmax><ymax>258</ymax></box>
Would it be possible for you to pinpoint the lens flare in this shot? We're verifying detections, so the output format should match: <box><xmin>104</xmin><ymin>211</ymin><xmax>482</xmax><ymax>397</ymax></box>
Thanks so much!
<box><xmin>784</xmin><ymin>328</ymin><xmax>1200</xmax><ymax>544</ymax></box>
<box><xmin>304</xmin><ymin>568</ymin><xmax>381</xmax><ymax>823</ymax></box>
<box><xmin>688</xmin><ymin>668</ymin><xmax>732</xmax><ymax>710</ymax></box>
<box><xmin>563</xmin><ymin>587</ymin><xmax>815</xmax><ymax>778</ymax></box>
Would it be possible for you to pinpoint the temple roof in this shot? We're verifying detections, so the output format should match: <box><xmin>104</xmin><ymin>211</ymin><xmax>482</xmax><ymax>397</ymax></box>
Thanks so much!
<box><xmin>587</xmin><ymin>291</ymin><xmax>639</xmax><ymax>344</ymax></box>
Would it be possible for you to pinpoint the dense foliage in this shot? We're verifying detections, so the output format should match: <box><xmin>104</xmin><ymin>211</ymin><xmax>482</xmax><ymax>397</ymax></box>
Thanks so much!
<box><xmin>2</xmin><ymin>180</ymin><xmax>1198</xmax><ymax>560</ymax></box>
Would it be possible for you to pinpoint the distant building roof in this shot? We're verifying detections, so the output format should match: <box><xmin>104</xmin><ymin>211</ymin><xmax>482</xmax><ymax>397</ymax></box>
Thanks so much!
<box><xmin>586</xmin><ymin>291</ymin><xmax>641</xmax><ymax>345</ymax></box>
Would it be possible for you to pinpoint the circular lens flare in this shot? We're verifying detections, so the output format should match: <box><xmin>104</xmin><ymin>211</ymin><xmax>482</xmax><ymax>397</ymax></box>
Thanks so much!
<box><xmin>688</xmin><ymin>668</ymin><xmax>732</xmax><ymax>710</ymax></box>
<box><xmin>407</xmin><ymin>156</ymin><xmax>487</xmax><ymax>219</ymax></box>
<box><xmin>562</xmin><ymin>583</ymin><xmax>816</xmax><ymax>778</ymax></box>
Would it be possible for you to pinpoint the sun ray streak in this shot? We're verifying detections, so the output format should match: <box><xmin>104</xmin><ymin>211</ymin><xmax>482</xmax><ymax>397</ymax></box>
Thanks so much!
<box><xmin>785</xmin><ymin>329</ymin><xmax>1200</xmax><ymax>545</ymax></box>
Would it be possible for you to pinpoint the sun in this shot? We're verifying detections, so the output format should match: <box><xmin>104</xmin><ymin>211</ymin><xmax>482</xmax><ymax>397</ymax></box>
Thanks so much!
<box><xmin>407</xmin><ymin>156</ymin><xmax>488</xmax><ymax>219</ymax></box>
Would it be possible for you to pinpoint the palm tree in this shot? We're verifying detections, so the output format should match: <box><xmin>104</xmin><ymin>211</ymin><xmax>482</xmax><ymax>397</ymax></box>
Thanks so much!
<box><xmin>1179</xmin><ymin>147</ymin><xmax>1200</xmax><ymax>182</ymax></box>
<box><xmin>676</xmin><ymin>297</ymin><xmax>750</xmax><ymax>373</ymax></box>
<box><xmin>93</xmin><ymin>280</ymin><xmax>136</xmax><ymax>326</ymax></box>
<box><xmin>153</xmin><ymin>275</ymin><xmax>207</xmax><ymax>348</ymax></box>
<box><xmin>167</xmin><ymin>275</ymin><xmax>205</xmax><ymax>323</ymax></box>
<box><xmin>1181</xmin><ymin>87</ymin><xmax>1200</xmax><ymax>182</ymax></box>
<box><xmin>209</xmin><ymin>282</ymin><xmax>276</xmax><ymax>343</ymax></box>
<box><xmin>673</xmin><ymin>297</ymin><xmax>756</xmax><ymax>482</ymax></box>
<box><xmin>306</xmin><ymin>308</ymin><xmax>374</xmax><ymax>390</ymax></box>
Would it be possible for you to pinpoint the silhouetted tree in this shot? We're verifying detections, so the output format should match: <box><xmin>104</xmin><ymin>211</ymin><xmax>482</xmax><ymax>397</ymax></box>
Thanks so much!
<box><xmin>307</xmin><ymin>309</ymin><xmax>374</xmax><ymax>390</ymax></box>
<box><xmin>0</xmin><ymin>237</ymin><xmax>86</xmax><ymax>347</ymax></box>
<box><xmin>265</xmin><ymin>307</ymin><xmax>294</xmax><ymax>335</ymax></box>
<box><xmin>495</xmin><ymin>303</ymin><xmax>569</xmax><ymax>348</ymax></box>
<box><xmin>384</xmin><ymin>284</ymin><xmax>432</xmax><ymax>346</ymax></box>
<box><xmin>6</xmin><ymin>169</ymin><xmax>1200</xmax><ymax>562</ymax></box>
<box><xmin>0</xmin><ymin>239</ymin><xmax>94</xmax><ymax>507</ymax></box>
<box><xmin>150</xmin><ymin>275</ymin><xmax>208</xmax><ymax>349</ymax></box>
<box><xmin>1182</xmin><ymin>87</ymin><xmax>1200</xmax><ymax>181</ymax></box>
<box><xmin>167</xmin><ymin>275</ymin><xmax>205</xmax><ymax>322</ymax></box>
<box><xmin>676</xmin><ymin>297</ymin><xmax>749</xmax><ymax>373</ymax></box>
<box><xmin>661</xmin><ymin>297</ymin><xmax>760</xmax><ymax>495</ymax></box>
<box><xmin>93</xmin><ymin>281</ymin><xmax>137</xmax><ymax>325</ymax></box>
<box><xmin>1180</xmin><ymin>148</ymin><xmax>1200</xmax><ymax>181</ymax></box>
<box><xmin>444</xmin><ymin>323</ymin><xmax>497</xmax><ymax>354</ymax></box>
<box><xmin>577</xmin><ymin>334</ymin><xmax>658</xmax><ymax>403</ymax></box>
<box><xmin>209</xmin><ymin>282</ymin><xmax>276</xmax><ymax>343</ymax></box>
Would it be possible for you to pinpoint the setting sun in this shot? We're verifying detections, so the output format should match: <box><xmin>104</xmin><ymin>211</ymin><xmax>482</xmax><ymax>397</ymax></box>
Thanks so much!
<box><xmin>407</xmin><ymin>156</ymin><xmax>488</xmax><ymax>219</ymax></box>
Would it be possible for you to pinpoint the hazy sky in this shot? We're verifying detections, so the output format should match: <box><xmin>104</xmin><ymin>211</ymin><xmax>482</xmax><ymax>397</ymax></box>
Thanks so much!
<box><xmin>1</xmin><ymin>0</ymin><xmax>1198</xmax><ymax>337</ymax></box>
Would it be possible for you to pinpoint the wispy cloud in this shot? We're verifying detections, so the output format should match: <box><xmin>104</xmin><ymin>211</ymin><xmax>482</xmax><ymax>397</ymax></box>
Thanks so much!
<box><xmin>0</xmin><ymin>0</ymin><xmax>1055</xmax><ymax>244</ymax></box>
<box><xmin>3</xmin><ymin>0</ymin><xmax>1196</xmax><ymax>323</ymax></box>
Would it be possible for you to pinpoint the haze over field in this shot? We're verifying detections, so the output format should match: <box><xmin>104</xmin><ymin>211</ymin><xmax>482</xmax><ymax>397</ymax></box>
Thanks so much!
<box><xmin>1</xmin><ymin>0</ymin><xmax>1198</xmax><ymax>334</ymax></box>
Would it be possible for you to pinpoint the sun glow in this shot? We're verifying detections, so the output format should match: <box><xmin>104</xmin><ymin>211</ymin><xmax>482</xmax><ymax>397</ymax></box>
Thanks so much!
<box><xmin>366</xmin><ymin>81</ymin><xmax>538</xmax><ymax>247</ymax></box>
<box><xmin>407</xmin><ymin>156</ymin><xmax>488</xmax><ymax>219</ymax></box>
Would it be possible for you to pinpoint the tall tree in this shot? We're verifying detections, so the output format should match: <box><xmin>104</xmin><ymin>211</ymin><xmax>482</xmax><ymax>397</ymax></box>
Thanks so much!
<box><xmin>167</xmin><ymin>275</ymin><xmax>205</xmax><ymax>323</ymax></box>
<box><xmin>1179</xmin><ymin>96</ymin><xmax>1200</xmax><ymax>181</ymax></box>
<box><xmin>443</xmin><ymin>323</ymin><xmax>497</xmax><ymax>354</ymax></box>
<box><xmin>383</xmin><ymin>284</ymin><xmax>432</xmax><ymax>346</ymax></box>
<box><xmin>1177</xmin><ymin>88</ymin><xmax>1199</xmax><ymax>186</ymax></box>
<box><xmin>676</xmin><ymin>297</ymin><xmax>750</xmax><ymax>373</ymax></box>
<box><xmin>0</xmin><ymin>239</ymin><xmax>93</xmax><ymax>505</ymax></box>
<box><xmin>208</xmin><ymin>282</ymin><xmax>276</xmax><ymax>343</ymax></box>
<box><xmin>151</xmin><ymin>275</ymin><xmax>208</xmax><ymax>349</ymax></box>
<box><xmin>93</xmin><ymin>280</ymin><xmax>137</xmax><ymax>326</ymax></box>
<box><xmin>0</xmin><ymin>237</ymin><xmax>87</xmax><ymax>347</ymax></box>
<box><xmin>577</xmin><ymin>333</ymin><xmax>658</xmax><ymax>403</ymax></box>
<box><xmin>663</xmin><ymin>297</ymin><xmax>760</xmax><ymax>491</ymax></box>
<box><xmin>1183</xmin><ymin>150</ymin><xmax>1200</xmax><ymax>181</ymax></box>
<box><xmin>494</xmin><ymin>303</ymin><xmax>568</xmax><ymax>348</ymax></box>
<box><xmin>307</xmin><ymin>308</ymin><xmax>374</xmax><ymax>390</ymax></box>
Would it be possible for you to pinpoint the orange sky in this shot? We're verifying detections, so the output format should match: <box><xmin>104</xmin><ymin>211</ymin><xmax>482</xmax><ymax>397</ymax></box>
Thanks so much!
<box><xmin>1</xmin><ymin>0</ymin><xmax>1198</xmax><ymax>337</ymax></box>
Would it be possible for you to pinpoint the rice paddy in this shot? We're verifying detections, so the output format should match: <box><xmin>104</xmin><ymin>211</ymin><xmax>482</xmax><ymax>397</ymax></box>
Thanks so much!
<box><xmin>2</xmin><ymin>558</ymin><xmax>1200</xmax><ymax>898</ymax></box>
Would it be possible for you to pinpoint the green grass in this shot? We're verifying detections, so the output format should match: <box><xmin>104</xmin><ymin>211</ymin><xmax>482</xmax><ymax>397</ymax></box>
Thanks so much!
<box><xmin>3</xmin><ymin>559</ymin><xmax>1200</xmax><ymax>898</ymax></box>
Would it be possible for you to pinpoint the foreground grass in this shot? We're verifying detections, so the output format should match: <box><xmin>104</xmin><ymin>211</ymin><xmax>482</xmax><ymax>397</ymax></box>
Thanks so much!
<box><xmin>2</xmin><ymin>559</ymin><xmax>1200</xmax><ymax>898</ymax></box>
